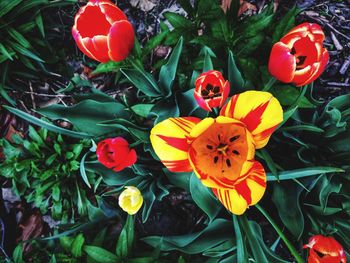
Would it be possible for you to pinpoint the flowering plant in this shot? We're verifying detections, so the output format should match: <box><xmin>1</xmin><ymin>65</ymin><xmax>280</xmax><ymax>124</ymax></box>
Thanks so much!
<box><xmin>1</xmin><ymin>1</ymin><xmax>349</xmax><ymax>263</ymax></box>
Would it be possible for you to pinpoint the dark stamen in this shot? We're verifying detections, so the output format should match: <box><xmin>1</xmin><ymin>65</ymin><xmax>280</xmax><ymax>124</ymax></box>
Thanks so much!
<box><xmin>213</xmin><ymin>86</ymin><xmax>220</xmax><ymax>93</ymax></box>
<box><xmin>226</xmin><ymin>159</ymin><xmax>231</xmax><ymax>167</ymax></box>
<box><xmin>218</xmin><ymin>134</ymin><xmax>221</xmax><ymax>141</ymax></box>
<box><xmin>296</xmin><ymin>55</ymin><xmax>307</xmax><ymax>66</ymax></box>
<box><xmin>214</xmin><ymin>156</ymin><xmax>219</xmax><ymax>163</ymax></box>
<box><xmin>206</xmin><ymin>145</ymin><xmax>213</xmax><ymax>150</ymax></box>
<box><xmin>291</xmin><ymin>47</ymin><xmax>296</xmax><ymax>55</ymax></box>
<box><xmin>232</xmin><ymin>150</ymin><xmax>239</xmax><ymax>155</ymax></box>
<box><xmin>206</xmin><ymin>84</ymin><xmax>214</xmax><ymax>91</ymax></box>
<box><xmin>229</xmin><ymin>135</ymin><xmax>240</xmax><ymax>142</ymax></box>
<box><xmin>201</xmin><ymin>89</ymin><xmax>209</xmax><ymax>96</ymax></box>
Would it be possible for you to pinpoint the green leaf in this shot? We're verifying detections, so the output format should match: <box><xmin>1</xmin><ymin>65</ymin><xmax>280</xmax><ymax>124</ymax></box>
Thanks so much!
<box><xmin>0</xmin><ymin>0</ymin><xmax>22</xmax><ymax>17</ymax></box>
<box><xmin>12</xmin><ymin>244</ymin><xmax>24</xmax><ymax>263</ymax></box>
<box><xmin>80</xmin><ymin>152</ymin><xmax>91</xmax><ymax>188</ymax></box>
<box><xmin>233</xmin><ymin>216</ymin><xmax>248</xmax><ymax>263</ymax></box>
<box><xmin>267</xmin><ymin>167</ymin><xmax>344</xmax><ymax>181</ymax></box>
<box><xmin>272</xmin><ymin>6</ymin><xmax>299</xmax><ymax>43</ymax></box>
<box><xmin>238</xmin><ymin>215</ymin><xmax>269</xmax><ymax>263</ymax></box>
<box><xmin>270</xmin><ymin>85</ymin><xmax>315</xmax><ymax>108</ymax></box>
<box><xmin>71</xmin><ymin>234</ymin><xmax>85</xmax><ymax>257</ymax></box>
<box><xmin>84</xmin><ymin>246</ymin><xmax>118</xmax><ymax>263</ymax></box>
<box><xmin>189</xmin><ymin>174</ymin><xmax>221</xmax><ymax>222</ymax></box>
<box><xmin>141</xmin><ymin>218</ymin><xmax>233</xmax><ymax>254</ymax></box>
<box><xmin>93</xmin><ymin>61</ymin><xmax>121</xmax><ymax>74</ymax></box>
<box><xmin>116</xmin><ymin>215</ymin><xmax>134</xmax><ymax>259</ymax></box>
<box><xmin>37</xmin><ymin>100</ymin><xmax>129</xmax><ymax>136</ymax></box>
<box><xmin>158</xmin><ymin>37</ymin><xmax>183</xmax><ymax>97</ymax></box>
<box><xmin>3</xmin><ymin>106</ymin><xmax>92</xmax><ymax>138</ymax></box>
<box><xmin>131</xmin><ymin>104</ymin><xmax>154</xmax><ymax>118</ymax></box>
<box><xmin>228</xmin><ymin>51</ymin><xmax>245</xmax><ymax>92</ymax></box>
<box><xmin>272</xmin><ymin>182</ymin><xmax>304</xmax><ymax>239</ymax></box>
<box><xmin>164</xmin><ymin>12</ymin><xmax>193</xmax><ymax>28</ymax></box>
<box><xmin>121</xmin><ymin>68</ymin><xmax>162</xmax><ymax>97</ymax></box>
<box><xmin>202</xmin><ymin>50</ymin><xmax>213</xmax><ymax>72</ymax></box>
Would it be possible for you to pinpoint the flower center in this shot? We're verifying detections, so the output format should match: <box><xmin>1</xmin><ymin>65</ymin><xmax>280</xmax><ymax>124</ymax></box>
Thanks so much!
<box><xmin>291</xmin><ymin>47</ymin><xmax>307</xmax><ymax>70</ymax></box>
<box><xmin>189</xmin><ymin>120</ymin><xmax>255</xmax><ymax>188</ymax></box>
<box><xmin>201</xmin><ymin>84</ymin><xmax>221</xmax><ymax>99</ymax></box>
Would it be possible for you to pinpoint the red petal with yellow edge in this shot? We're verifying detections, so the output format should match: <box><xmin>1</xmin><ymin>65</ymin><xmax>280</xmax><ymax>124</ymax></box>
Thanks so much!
<box><xmin>304</xmin><ymin>235</ymin><xmax>346</xmax><ymax>263</ymax></box>
<box><xmin>108</xmin><ymin>20</ymin><xmax>135</xmax><ymax>62</ymax></box>
<box><xmin>212</xmin><ymin>161</ymin><xmax>266</xmax><ymax>215</ymax></box>
<box><xmin>294</xmin><ymin>49</ymin><xmax>329</xmax><ymax>87</ymax></box>
<box><xmin>99</xmin><ymin>2</ymin><xmax>127</xmax><ymax>24</ymax></box>
<box><xmin>220</xmin><ymin>91</ymin><xmax>283</xmax><ymax>149</ymax></box>
<box><xmin>150</xmin><ymin>117</ymin><xmax>201</xmax><ymax>172</ymax></box>
<box><xmin>268</xmin><ymin>42</ymin><xmax>296</xmax><ymax>83</ymax></box>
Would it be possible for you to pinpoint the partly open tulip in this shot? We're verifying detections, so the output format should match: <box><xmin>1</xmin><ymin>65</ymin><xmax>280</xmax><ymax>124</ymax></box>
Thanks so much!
<box><xmin>96</xmin><ymin>137</ymin><xmax>137</xmax><ymax>172</ymax></box>
<box><xmin>194</xmin><ymin>70</ymin><xmax>230</xmax><ymax>111</ymax></box>
<box><xmin>72</xmin><ymin>0</ymin><xmax>135</xmax><ymax>63</ymax></box>
<box><xmin>118</xmin><ymin>186</ymin><xmax>143</xmax><ymax>215</ymax></box>
<box><xmin>303</xmin><ymin>235</ymin><xmax>347</xmax><ymax>263</ymax></box>
<box><xmin>150</xmin><ymin>91</ymin><xmax>283</xmax><ymax>215</ymax></box>
<box><xmin>268</xmin><ymin>23</ymin><xmax>329</xmax><ymax>87</ymax></box>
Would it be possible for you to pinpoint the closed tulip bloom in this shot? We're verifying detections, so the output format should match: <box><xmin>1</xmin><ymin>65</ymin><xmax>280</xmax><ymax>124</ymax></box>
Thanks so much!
<box><xmin>118</xmin><ymin>186</ymin><xmax>143</xmax><ymax>215</ymax></box>
<box><xmin>96</xmin><ymin>137</ymin><xmax>137</xmax><ymax>172</ymax></box>
<box><xmin>268</xmin><ymin>23</ymin><xmax>329</xmax><ymax>87</ymax></box>
<box><xmin>194</xmin><ymin>70</ymin><xmax>230</xmax><ymax>112</ymax></box>
<box><xmin>303</xmin><ymin>235</ymin><xmax>346</xmax><ymax>263</ymax></box>
<box><xmin>72</xmin><ymin>0</ymin><xmax>135</xmax><ymax>63</ymax></box>
<box><xmin>150</xmin><ymin>91</ymin><xmax>283</xmax><ymax>215</ymax></box>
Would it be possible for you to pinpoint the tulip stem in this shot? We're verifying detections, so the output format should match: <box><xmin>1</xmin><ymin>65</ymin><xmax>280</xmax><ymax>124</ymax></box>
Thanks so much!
<box><xmin>263</xmin><ymin>77</ymin><xmax>277</xmax><ymax>91</ymax></box>
<box><xmin>255</xmin><ymin>204</ymin><xmax>304</xmax><ymax>263</ymax></box>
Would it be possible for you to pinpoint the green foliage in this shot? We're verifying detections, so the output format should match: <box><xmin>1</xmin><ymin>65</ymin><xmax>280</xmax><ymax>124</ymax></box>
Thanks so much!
<box><xmin>0</xmin><ymin>127</ymin><xmax>94</xmax><ymax>222</ymax></box>
<box><xmin>0</xmin><ymin>0</ymin><xmax>76</xmax><ymax>104</ymax></box>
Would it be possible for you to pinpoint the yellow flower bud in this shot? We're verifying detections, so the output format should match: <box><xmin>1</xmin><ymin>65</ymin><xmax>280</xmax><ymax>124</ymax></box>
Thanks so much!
<box><xmin>118</xmin><ymin>186</ymin><xmax>143</xmax><ymax>215</ymax></box>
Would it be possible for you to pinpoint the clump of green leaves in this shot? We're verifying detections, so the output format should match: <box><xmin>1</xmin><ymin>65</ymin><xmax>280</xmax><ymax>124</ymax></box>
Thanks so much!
<box><xmin>0</xmin><ymin>127</ymin><xmax>92</xmax><ymax>222</ymax></box>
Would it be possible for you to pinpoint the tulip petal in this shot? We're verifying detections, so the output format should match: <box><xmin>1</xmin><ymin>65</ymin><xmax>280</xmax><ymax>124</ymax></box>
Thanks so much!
<box><xmin>99</xmin><ymin>2</ymin><xmax>127</xmax><ymax>24</ymax></box>
<box><xmin>75</xmin><ymin>5</ymin><xmax>111</xmax><ymax>38</ymax></box>
<box><xmin>91</xmin><ymin>35</ymin><xmax>110</xmax><ymax>62</ymax></box>
<box><xmin>212</xmin><ymin>161</ymin><xmax>266</xmax><ymax>215</ymax></box>
<box><xmin>108</xmin><ymin>20</ymin><xmax>135</xmax><ymax>62</ymax></box>
<box><xmin>72</xmin><ymin>29</ymin><xmax>99</xmax><ymax>61</ymax></box>
<box><xmin>194</xmin><ymin>90</ymin><xmax>212</xmax><ymax>111</ymax></box>
<box><xmin>294</xmin><ymin>49</ymin><xmax>329</xmax><ymax>86</ymax></box>
<box><xmin>150</xmin><ymin>117</ymin><xmax>201</xmax><ymax>172</ymax></box>
<box><xmin>220</xmin><ymin>91</ymin><xmax>283</xmax><ymax>148</ymax></box>
<box><xmin>268</xmin><ymin>42</ymin><xmax>296</xmax><ymax>83</ymax></box>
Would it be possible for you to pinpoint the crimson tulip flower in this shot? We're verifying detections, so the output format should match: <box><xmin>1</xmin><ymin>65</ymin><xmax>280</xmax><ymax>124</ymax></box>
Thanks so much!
<box><xmin>303</xmin><ymin>235</ymin><xmax>347</xmax><ymax>263</ymax></box>
<box><xmin>268</xmin><ymin>23</ymin><xmax>329</xmax><ymax>87</ymax></box>
<box><xmin>194</xmin><ymin>70</ymin><xmax>230</xmax><ymax>112</ymax></box>
<box><xmin>96</xmin><ymin>137</ymin><xmax>137</xmax><ymax>172</ymax></box>
<box><xmin>72</xmin><ymin>0</ymin><xmax>135</xmax><ymax>63</ymax></box>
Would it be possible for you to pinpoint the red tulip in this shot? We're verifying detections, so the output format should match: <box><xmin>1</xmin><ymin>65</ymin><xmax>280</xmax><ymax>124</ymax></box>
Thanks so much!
<box><xmin>194</xmin><ymin>70</ymin><xmax>230</xmax><ymax>111</ymax></box>
<box><xmin>96</xmin><ymin>137</ymin><xmax>137</xmax><ymax>171</ymax></box>
<box><xmin>72</xmin><ymin>0</ymin><xmax>135</xmax><ymax>63</ymax></box>
<box><xmin>268</xmin><ymin>23</ymin><xmax>329</xmax><ymax>87</ymax></box>
<box><xmin>303</xmin><ymin>235</ymin><xmax>347</xmax><ymax>263</ymax></box>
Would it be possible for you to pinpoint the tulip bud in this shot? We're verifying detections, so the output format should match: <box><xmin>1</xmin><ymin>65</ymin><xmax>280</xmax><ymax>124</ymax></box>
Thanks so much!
<box><xmin>268</xmin><ymin>23</ymin><xmax>329</xmax><ymax>87</ymax></box>
<box><xmin>194</xmin><ymin>70</ymin><xmax>230</xmax><ymax>112</ymax></box>
<box><xmin>96</xmin><ymin>137</ymin><xmax>137</xmax><ymax>172</ymax></box>
<box><xmin>303</xmin><ymin>235</ymin><xmax>346</xmax><ymax>263</ymax></box>
<box><xmin>72</xmin><ymin>0</ymin><xmax>135</xmax><ymax>63</ymax></box>
<box><xmin>118</xmin><ymin>186</ymin><xmax>143</xmax><ymax>215</ymax></box>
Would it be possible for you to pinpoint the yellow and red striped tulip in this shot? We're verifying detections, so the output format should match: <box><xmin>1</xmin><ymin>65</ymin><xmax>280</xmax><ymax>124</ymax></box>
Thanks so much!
<box><xmin>194</xmin><ymin>70</ymin><xmax>230</xmax><ymax>111</ymax></box>
<box><xmin>72</xmin><ymin>0</ymin><xmax>135</xmax><ymax>63</ymax></box>
<box><xmin>150</xmin><ymin>91</ymin><xmax>283</xmax><ymax>215</ymax></box>
<box><xmin>303</xmin><ymin>235</ymin><xmax>347</xmax><ymax>263</ymax></box>
<box><xmin>268</xmin><ymin>23</ymin><xmax>329</xmax><ymax>87</ymax></box>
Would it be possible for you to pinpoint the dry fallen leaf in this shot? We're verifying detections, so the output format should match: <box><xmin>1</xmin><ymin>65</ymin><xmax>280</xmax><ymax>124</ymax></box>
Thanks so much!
<box><xmin>18</xmin><ymin>210</ymin><xmax>45</xmax><ymax>252</ymax></box>
<box><xmin>221</xmin><ymin>0</ymin><xmax>257</xmax><ymax>16</ymax></box>
<box><xmin>130</xmin><ymin>0</ymin><xmax>156</xmax><ymax>12</ymax></box>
